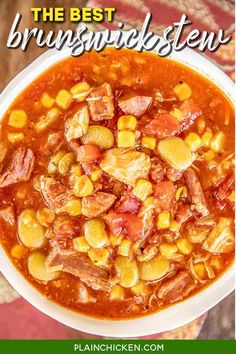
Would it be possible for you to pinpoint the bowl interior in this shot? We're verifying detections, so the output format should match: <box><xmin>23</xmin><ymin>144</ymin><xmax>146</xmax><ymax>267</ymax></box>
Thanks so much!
<box><xmin>0</xmin><ymin>41</ymin><xmax>234</xmax><ymax>337</ymax></box>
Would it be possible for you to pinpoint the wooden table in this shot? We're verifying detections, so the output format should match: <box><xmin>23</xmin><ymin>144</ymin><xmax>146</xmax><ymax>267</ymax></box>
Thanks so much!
<box><xmin>0</xmin><ymin>0</ymin><xmax>234</xmax><ymax>339</ymax></box>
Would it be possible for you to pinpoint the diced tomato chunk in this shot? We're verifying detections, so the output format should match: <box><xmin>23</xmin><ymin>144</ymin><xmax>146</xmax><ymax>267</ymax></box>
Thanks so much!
<box><xmin>77</xmin><ymin>144</ymin><xmax>102</xmax><ymax>162</ymax></box>
<box><xmin>116</xmin><ymin>193</ymin><xmax>141</xmax><ymax>215</ymax></box>
<box><xmin>142</xmin><ymin>100</ymin><xmax>202</xmax><ymax>139</ymax></box>
<box><xmin>179</xmin><ymin>99</ymin><xmax>202</xmax><ymax>130</ymax></box>
<box><xmin>142</xmin><ymin>113</ymin><xmax>180</xmax><ymax>139</ymax></box>
<box><xmin>118</xmin><ymin>95</ymin><xmax>153</xmax><ymax>116</ymax></box>
<box><xmin>108</xmin><ymin>213</ymin><xmax>143</xmax><ymax>241</ymax></box>
<box><xmin>154</xmin><ymin>181</ymin><xmax>176</xmax><ymax>211</ymax></box>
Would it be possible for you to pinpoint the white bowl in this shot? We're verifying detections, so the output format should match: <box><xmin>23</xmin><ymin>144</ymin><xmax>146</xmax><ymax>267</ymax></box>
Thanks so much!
<box><xmin>0</xmin><ymin>36</ymin><xmax>234</xmax><ymax>337</ymax></box>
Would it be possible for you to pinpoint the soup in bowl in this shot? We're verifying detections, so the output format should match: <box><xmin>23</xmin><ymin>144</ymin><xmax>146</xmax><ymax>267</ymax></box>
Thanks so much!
<box><xmin>0</xmin><ymin>46</ymin><xmax>234</xmax><ymax>336</ymax></box>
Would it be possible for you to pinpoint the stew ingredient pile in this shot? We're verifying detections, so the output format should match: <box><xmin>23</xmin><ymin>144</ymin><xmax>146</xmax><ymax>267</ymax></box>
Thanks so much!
<box><xmin>0</xmin><ymin>49</ymin><xmax>234</xmax><ymax>318</ymax></box>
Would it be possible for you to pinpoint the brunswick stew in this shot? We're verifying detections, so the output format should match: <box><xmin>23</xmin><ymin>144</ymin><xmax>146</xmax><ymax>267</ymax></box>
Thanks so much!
<box><xmin>0</xmin><ymin>49</ymin><xmax>234</xmax><ymax>319</ymax></box>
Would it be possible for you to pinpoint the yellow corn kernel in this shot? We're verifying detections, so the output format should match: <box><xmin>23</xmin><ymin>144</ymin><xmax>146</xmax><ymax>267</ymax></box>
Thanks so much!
<box><xmin>110</xmin><ymin>62</ymin><xmax>121</xmax><ymax>70</ymax></box>
<box><xmin>105</xmin><ymin>238</ymin><xmax>111</xmax><ymax>247</ymax></box>
<box><xmin>108</xmin><ymin>72</ymin><xmax>117</xmax><ymax>81</ymax></box>
<box><xmin>70</xmin><ymin>82</ymin><xmax>90</xmax><ymax>102</ymax></box>
<box><xmin>117</xmin><ymin>115</ymin><xmax>137</xmax><ymax>131</ymax></box>
<box><xmin>88</xmin><ymin>248</ymin><xmax>110</xmax><ymax>266</ymax></box>
<box><xmin>70</xmin><ymin>164</ymin><xmax>82</xmax><ymax>183</ymax></box>
<box><xmin>47</xmin><ymin>151</ymin><xmax>66</xmax><ymax>174</ymax></box>
<box><xmin>121</xmin><ymin>64</ymin><xmax>130</xmax><ymax>74</ymax></box>
<box><xmin>36</xmin><ymin>208</ymin><xmax>55</xmax><ymax>227</ymax></box>
<box><xmin>197</xmin><ymin>117</ymin><xmax>206</xmax><ymax>134</ymax></box>
<box><xmin>157</xmin><ymin>211</ymin><xmax>170</xmax><ymax>230</ymax></box>
<box><xmin>176</xmin><ymin>238</ymin><xmax>193</xmax><ymax>255</ymax></box>
<box><xmin>70</xmin><ymin>82</ymin><xmax>90</xmax><ymax>95</ymax></box>
<box><xmin>118</xmin><ymin>239</ymin><xmax>132</xmax><ymax>257</ymax></box>
<box><xmin>133</xmin><ymin>241</ymin><xmax>142</xmax><ymax>253</ymax></box>
<box><xmin>133</xmin><ymin>179</ymin><xmax>153</xmax><ymax>202</ymax></box>
<box><xmin>74</xmin><ymin>175</ymin><xmax>93</xmax><ymax>197</ymax></box>
<box><xmin>131</xmin><ymin>281</ymin><xmax>151</xmax><ymax>297</ymax></box>
<box><xmin>55</xmin><ymin>89</ymin><xmax>72</xmax><ymax>109</ymax></box>
<box><xmin>228</xmin><ymin>191</ymin><xmax>235</xmax><ymax>203</ymax></box>
<box><xmin>63</xmin><ymin>198</ymin><xmax>82</xmax><ymax>216</ymax></box>
<box><xmin>210</xmin><ymin>256</ymin><xmax>222</xmax><ymax>272</ymax></box>
<box><xmin>8</xmin><ymin>109</ymin><xmax>27</xmax><ymax>128</ymax></box>
<box><xmin>169</xmin><ymin>220</ymin><xmax>181</xmax><ymax>232</ymax></box>
<box><xmin>7</xmin><ymin>132</ymin><xmax>25</xmax><ymax>143</ymax></box>
<box><xmin>10</xmin><ymin>244</ymin><xmax>26</xmax><ymax>260</ymax></box>
<box><xmin>185</xmin><ymin>132</ymin><xmax>202</xmax><ymax>151</ymax></box>
<box><xmin>134</xmin><ymin>56</ymin><xmax>146</xmax><ymax>65</ymax></box>
<box><xmin>193</xmin><ymin>263</ymin><xmax>206</xmax><ymax>279</ymax></box>
<box><xmin>92</xmin><ymin>65</ymin><xmax>101</xmax><ymax>75</ymax></box>
<box><xmin>143</xmin><ymin>196</ymin><xmax>155</xmax><ymax>208</ymax></box>
<box><xmin>33</xmin><ymin>176</ymin><xmax>41</xmax><ymax>191</ymax></box>
<box><xmin>58</xmin><ymin>152</ymin><xmax>74</xmax><ymax>176</ymax></box>
<box><xmin>201</xmin><ymin>131</ymin><xmax>213</xmax><ymax>147</ymax></box>
<box><xmin>204</xmin><ymin>150</ymin><xmax>216</xmax><ymax>162</ymax></box>
<box><xmin>102</xmin><ymin>212</ymin><xmax>113</xmax><ymax>223</ymax></box>
<box><xmin>173</xmin><ymin>82</ymin><xmax>192</xmax><ymax>101</ymax></box>
<box><xmin>110</xmin><ymin>285</ymin><xmax>125</xmax><ymax>301</ymax></box>
<box><xmin>110</xmin><ymin>234</ymin><xmax>123</xmax><ymax>246</ymax></box>
<box><xmin>90</xmin><ymin>168</ymin><xmax>102</xmax><ymax>182</ymax></box>
<box><xmin>117</xmin><ymin>130</ymin><xmax>136</xmax><ymax>148</ymax></box>
<box><xmin>40</xmin><ymin>93</ymin><xmax>55</xmax><ymax>108</ymax></box>
<box><xmin>175</xmin><ymin>186</ymin><xmax>187</xmax><ymax>201</ymax></box>
<box><xmin>141</xmin><ymin>136</ymin><xmax>157</xmax><ymax>150</ymax></box>
<box><xmin>70</xmin><ymin>164</ymin><xmax>82</xmax><ymax>176</ymax></box>
<box><xmin>15</xmin><ymin>187</ymin><xmax>27</xmax><ymax>200</ymax></box>
<box><xmin>36</xmin><ymin>108</ymin><xmax>60</xmax><ymax>132</ymax></box>
<box><xmin>170</xmin><ymin>108</ymin><xmax>183</xmax><ymax>121</ymax></box>
<box><xmin>73</xmin><ymin>237</ymin><xmax>90</xmax><ymax>253</ymax></box>
<box><xmin>210</xmin><ymin>131</ymin><xmax>225</xmax><ymax>153</ymax></box>
<box><xmin>159</xmin><ymin>243</ymin><xmax>178</xmax><ymax>257</ymax></box>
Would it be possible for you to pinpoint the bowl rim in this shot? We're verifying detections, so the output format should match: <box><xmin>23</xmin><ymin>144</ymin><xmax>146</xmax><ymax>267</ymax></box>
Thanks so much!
<box><xmin>0</xmin><ymin>35</ymin><xmax>235</xmax><ymax>337</ymax></box>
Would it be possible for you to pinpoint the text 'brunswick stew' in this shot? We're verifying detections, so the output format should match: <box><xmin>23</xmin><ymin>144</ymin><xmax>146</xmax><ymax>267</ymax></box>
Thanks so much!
<box><xmin>0</xmin><ymin>49</ymin><xmax>234</xmax><ymax>319</ymax></box>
